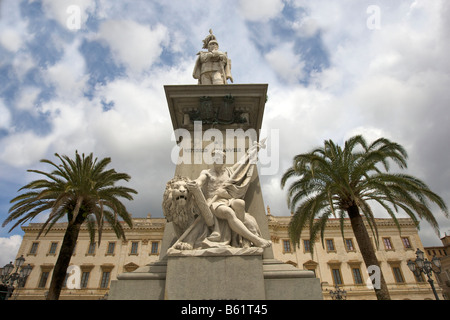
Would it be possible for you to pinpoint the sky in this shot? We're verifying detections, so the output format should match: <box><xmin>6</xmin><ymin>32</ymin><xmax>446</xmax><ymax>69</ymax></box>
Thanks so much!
<box><xmin>1</xmin><ymin>0</ymin><xmax>450</xmax><ymax>266</ymax></box>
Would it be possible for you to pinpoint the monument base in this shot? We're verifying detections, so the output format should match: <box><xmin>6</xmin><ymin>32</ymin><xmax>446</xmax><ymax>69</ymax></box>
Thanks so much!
<box><xmin>166</xmin><ymin>253</ymin><xmax>265</xmax><ymax>300</ymax></box>
<box><xmin>108</xmin><ymin>255</ymin><xmax>323</xmax><ymax>300</ymax></box>
<box><xmin>262</xmin><ymin>259</ymin><xmax>323</xmax><ymax>300</ymax></box>
<box><xmin>108</xmin><ymin>260</ymin><xmax>167</xmax><ymax>300</ymax></box>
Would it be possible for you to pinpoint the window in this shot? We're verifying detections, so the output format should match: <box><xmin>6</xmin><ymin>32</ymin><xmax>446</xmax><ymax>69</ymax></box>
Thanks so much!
<box><xmin>383</xmin><ymin>238</ymin><xmax>393</xmax><ymax>250</ymax></box>
<box><xmin>29</xmin><ymin>242</ymin><xmax>39</xmax><ymax>255</ymax></box>
<box><xmin>352</xmin><ymin>268</ymin><xmax>363</xmax><ymax>284</ymax></box>
<box><xmin>48</xmin><ymin>242</ymin><xmax>58</xmax><ymax>255</ymax></box>
<box><xmin>326</xmin><ymin>239</ymin><xmax>335</xmax><ymax>252</ymax></box>
<box><xmin>107</xmin><ymin>242</ymin><xmax>116</xmax><ymax>255</ymax></box>
<box><xmin>331</xmin><ymin>268</ymin><xmax>343</xmax><ymax>285</ymax></box>
<box><xmin>303</xmin><ymin>240</ymin><xmax>311</xmax><ymax>253</ymax></box>
<box><xmin>151</xmin><ymin>242</ymin><xmax>159</xmax><ymax>255</ymax></box>
<box><xmin>283</xmin><ymin>240</ymin><xmax>292</xmax><ymax>253</ymax></box>
<box><xmin>130</xmin><ymin>241</ymin><xmax>139</xmax><ymax>255</ymax></box>
<box><xmin>100</xmin><ymin>271</ymin><xmax>111</xmax><ymax>288</ymax></box>
<box><xmin>401</xmin><ymin>237</ymin><xmax>412</xmax><ymax>249</ymax></box>
<box><xmin>81</xmin><ymin>272</ymin><xmax>90</xmax><ymax>288</ymax></box>
<box><xmin>345</xmin><ymin>239</ymin><xmax>355</xmax><ymax>251</ymax></box>
<box><xmin>87</xmin><ymin>242</ymin><xmax>96</xmax><ymax>255</ymax></box>
<box><xmin>392</xmin><ymin>267</ymin><xmax>404</xmax><ymax>283</ymax></box>
<box><xmin>38</xmin><ymin>271</ymin><xmax>49</xmax><ymax>288</ymax></box>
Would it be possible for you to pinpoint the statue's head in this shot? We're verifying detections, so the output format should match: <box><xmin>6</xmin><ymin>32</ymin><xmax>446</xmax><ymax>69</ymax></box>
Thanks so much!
<box><xmin>202</xmin><ymin>29</ymin><xmax>218</xmax><ymax>50</ymax></box>
<box><xmin>208</xmin><ymin>40</ymin><xmax>219</xmax><ymax>52</ymax></box>
<box><xmin>163</xmin><ymin>176</ymin><xmax>191</xmax><ymax>212</ymax></box>
<box><xmin>212</xmin><ymin>149</ymin><xmax>226</xmax><ymax>170</ymax></box>
<box><xmin>162</xmin><ymin>176</ymin><xmax>196</xmax><ymax>236</ymax></box>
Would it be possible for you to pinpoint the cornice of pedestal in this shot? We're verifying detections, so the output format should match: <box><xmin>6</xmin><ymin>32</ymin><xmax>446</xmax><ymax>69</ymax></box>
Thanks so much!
<box><xmin>164</xmin><ymin>83</ymin><xmax>268</xmax><ymax>134</ymax></box>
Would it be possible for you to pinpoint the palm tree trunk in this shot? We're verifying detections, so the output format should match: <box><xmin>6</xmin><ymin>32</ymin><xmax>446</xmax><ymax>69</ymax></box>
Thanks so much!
<box><xmin>46</xmin><ymin>216</ymin><xmax>83</xmax><ymax>300</ymax></box>
<box><xmin>347</xmin><ymin>205</ymin><xmax>391</xmax><ymax>300</ymax></box>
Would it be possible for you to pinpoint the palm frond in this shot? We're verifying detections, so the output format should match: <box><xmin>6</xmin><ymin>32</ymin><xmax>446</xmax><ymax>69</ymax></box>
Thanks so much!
<box><xmin>281</xmin><ymin>134</ymin><xmax>447</xmax><ymax>258</ymax></box>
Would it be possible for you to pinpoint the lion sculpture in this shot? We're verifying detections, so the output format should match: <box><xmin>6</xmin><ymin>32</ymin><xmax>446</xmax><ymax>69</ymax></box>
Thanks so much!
<box><xmin>162</xmin><ymin>175</ymin><xmax>265</xmax><ymax>252</ymax></box>
<box><xmin>162</xmin><ymin>176</ymin><xmax>197</xmax><ymax>239</ymax></box>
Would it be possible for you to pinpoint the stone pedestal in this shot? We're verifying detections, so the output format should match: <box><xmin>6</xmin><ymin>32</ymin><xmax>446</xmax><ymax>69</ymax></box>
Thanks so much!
<box><xmin>109</xmin><ymin>261</ymin><xmax>167</xmax><ymax>300</ymax></box>
<box><xmin>109</xmin><ymin>256</ymin><xmax>323</xmax><ymax>300</ymax></box>
<box><xmin>165</xmin><ymin>84</ymin><xmax>273</xmax><ymax>260</ymax></box>
<box><xmin>108</xmin><ymin>84</ymin><xmax>323</xmax><ymax>300</ymax></box>
<box><xmin>165</xmin><ymin>253</ymin><xmax>265</xmax><ymax>300</ymax></box>
<box><xmin>263</xmin><ymin>259</ymin><xmax>323</xmax><ymax>300</ymax></box>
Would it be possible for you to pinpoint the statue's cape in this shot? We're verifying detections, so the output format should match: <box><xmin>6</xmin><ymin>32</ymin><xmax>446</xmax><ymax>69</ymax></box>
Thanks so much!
<box><xmin>193</xmin><ymin>55</ymin><xmax>201</xmax><ymax>81</ymax></box>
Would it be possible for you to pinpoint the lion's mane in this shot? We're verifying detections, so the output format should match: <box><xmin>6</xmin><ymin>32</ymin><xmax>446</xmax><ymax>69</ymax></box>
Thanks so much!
<box><xmin>162</xmin><ymin>176</ymin><xmax>197</xmax><ymax>237</ymax></box>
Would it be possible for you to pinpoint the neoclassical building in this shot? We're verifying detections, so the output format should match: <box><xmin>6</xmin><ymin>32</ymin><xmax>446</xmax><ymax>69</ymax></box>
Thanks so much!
<box><xmin>7</xmin><ymin>210</ymin><xmax>443</xmax><ymax>300</ymax></box>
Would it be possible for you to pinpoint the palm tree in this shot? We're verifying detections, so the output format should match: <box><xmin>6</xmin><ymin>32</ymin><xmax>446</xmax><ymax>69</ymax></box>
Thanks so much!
<box><xmin>281</xmin><ymin>135</ymin><xmax>448</xmax><ymax>300</ymax></box>
<box><xmin>3</xmin><ymin>151</ymin><xmax>138</xmax><ymax>300</ymax></box>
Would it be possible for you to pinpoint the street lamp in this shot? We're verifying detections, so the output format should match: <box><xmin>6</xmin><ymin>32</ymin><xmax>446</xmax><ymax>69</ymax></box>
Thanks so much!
<box><xmin>329</xmin><ymin>285</ymin><xmax>347</xmax><ymax>300</ymax></box>
<box><xmin>0</xmin><ymin>255</ymin><xmax>32</xmax><ymax>300</ymax></box>
<box><xmin>407</xmin><ymin>248</ymin><xmax>442</xmax><ymax>300</ymax></box>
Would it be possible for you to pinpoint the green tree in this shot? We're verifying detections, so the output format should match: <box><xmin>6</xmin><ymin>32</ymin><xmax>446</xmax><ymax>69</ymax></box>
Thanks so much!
<box><xmin>281</xmin><ymin>135</ymin><xmax>448</xmax><ymax>300</ymax></box>
<box><xmin>3</xmin><ymin>152</ymin><xmax>138</xmax><ymax>300</ymax></box>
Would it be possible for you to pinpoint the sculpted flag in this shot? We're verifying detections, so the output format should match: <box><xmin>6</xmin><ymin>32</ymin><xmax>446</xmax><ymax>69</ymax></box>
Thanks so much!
<box><xmin>222</xmin><ymin>138</ymin><xmax>266</xmax><ymax>201</ymax></box>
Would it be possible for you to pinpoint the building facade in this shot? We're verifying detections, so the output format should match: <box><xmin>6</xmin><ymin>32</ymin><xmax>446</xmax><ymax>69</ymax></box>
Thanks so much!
<box><xmin>6</xmin><ymin>212</ymin><xmax>443</xmax><ymax>300</ymax></box>
<box><xmin>267</xmin><ymin>213</ymin><xmax>443</xmax><ymax>300</ymax></box>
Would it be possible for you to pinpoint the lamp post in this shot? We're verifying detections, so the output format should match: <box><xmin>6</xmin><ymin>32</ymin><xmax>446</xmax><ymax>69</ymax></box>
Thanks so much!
<box><xmin>0</xmin><ymin>255</ymin><xmax>32</xmax><ymax>300</ymax></box>
<box><xmin>329</xmin><ymin>285</ymin><xmax>347</xmax><ymax>300</ymax></box>
<box><xmin>407</xmin><ymin>248</ymin><xmax>441</xmax><ymax>300</ymax></box>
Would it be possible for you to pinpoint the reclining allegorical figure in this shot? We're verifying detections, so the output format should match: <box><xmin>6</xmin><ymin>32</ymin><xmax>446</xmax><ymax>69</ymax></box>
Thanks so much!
<box><xmin>162</xmin><ymin>141</ymin><xmax>271</xmax><ymax>253</ymax></box>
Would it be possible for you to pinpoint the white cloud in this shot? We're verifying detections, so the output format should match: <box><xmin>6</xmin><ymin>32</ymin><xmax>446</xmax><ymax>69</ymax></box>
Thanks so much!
<box><xmin>264</xmin><ymin>42</ymin><xmax>305</xmax><ymax>84</ymax></box>
<box><xmin>343</xmin><ymin>126</ymin><xmax>391</xmax><ymax>145</ymax></box>
<box><xmin>15</xmin><ymin>87</ymin><xmax>41</xmax><ymax>113</ymax></box>
<box><xmin>11</xmin><ymin>52</ymin><xmax>36</xmax><ymax>81</ymax></box>
<box><xmin>40</xmin><ymin>99</ymin><xmax>95</xmax><ymax>154</ymax></box>
<box><xmin>239</xmin><ymin>0</ymin><xmax>285</xmax><ymax>22</ymax></box>
<box><xmin>291</xmin><ymin>16</ymin><xmax>320</xmax><ymax>38</ymax></box>
<box><xmin>0</xmin><ymin>131</ymin><xmax>53</xmax><ymax>167</ymax></box>
<box><xmin>98</xmin><ymin>20</ymin><xmax>168</xmax><ymax>73</ymax></box>
<box><xmin>44</xmin><ymin>39</ymin><xmax>88</xmax><ymax>101</ymax></box>
<box><xmin>0</xmin><ymin>28</ymin><xmax>24</xmax><ymax>52</ymax></box>
<box><xmin>0</xmin><ymin>0</ymin><xmax>32</xmax><ymax>52</ymax></box>
<box><xmin>0</xmin><ymin>235</ymin><xmax>22</xmax><ymax>266</ymax></box>
<box><xmin>0</xmin><ymin>99</ymin><xmax>12</xmax><ymax>130</ymax></box>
